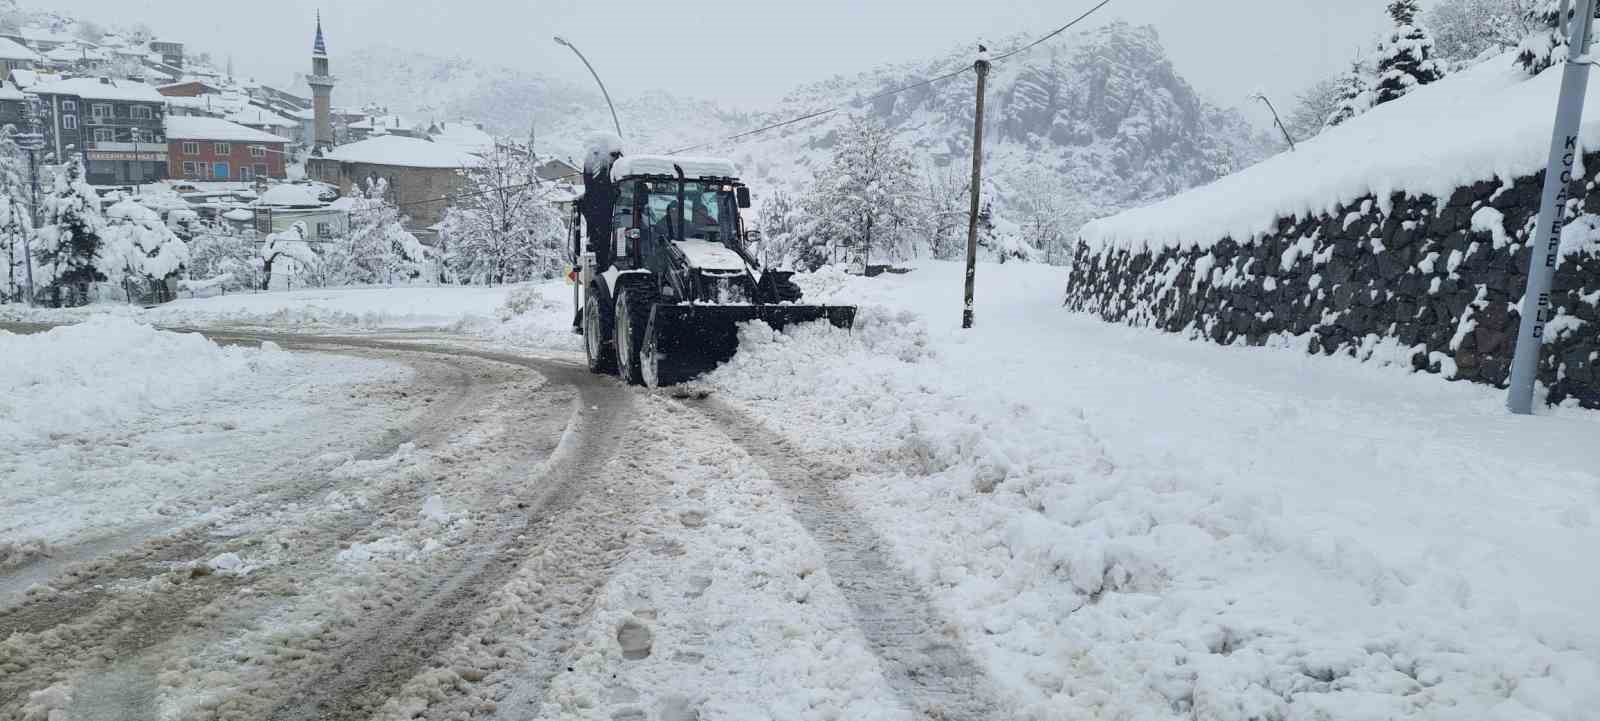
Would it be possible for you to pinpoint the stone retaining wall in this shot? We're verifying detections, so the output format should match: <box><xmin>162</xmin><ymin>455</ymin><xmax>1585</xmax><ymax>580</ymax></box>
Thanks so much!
<box><xmin>1065</xmin><ymin>157</ymin><xmax>1600</xmax><ymax>407</ymax></box>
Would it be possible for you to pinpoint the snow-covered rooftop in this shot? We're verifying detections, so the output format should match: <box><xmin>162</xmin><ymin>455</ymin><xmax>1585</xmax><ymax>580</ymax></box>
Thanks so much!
<box><xmin>27</xmin><ymin>76</ymin><xmax>164</xmax><ymax>103</ymax></box>
<box><xmin>429</xmin><ymin>121</ymin><xmax>495</xmax><ymax>155</ymax></box>
<box><xmin>0</xmin><ymin>82</ymin><xmax>23</xmax><ymax>102</ymax></box>
<box><xmin>1081</xmin><ymin>54</ymin><xmax>1600</xmax><ymax>253</ymax></box>
<box><xmin>255</xmin><ymin>184</ymin><xmax>326</xmax><ymax>208</ymax></box>
<box><xmin>227</xmin><ymin>106</ymin><xmax>298</xmax><ymax>129</ymax></box>
<box><xmin>610</xmin><ymin>155</ymin><xmax>739</xmax><ymax>182</ymax></box>
<box><xmin>0</xmin><ymin>37</ymin><xmax>40</xmax><ymax>62</ymax></box>
<box><xmin>165</xmin><ymin>116</ymin><xmax>290</xmax><ymax>144</ymax></box>
<box><xmin>323</xmin><ymin>135</ymin><xmax>484</xmax><ymax>169</ymax></box>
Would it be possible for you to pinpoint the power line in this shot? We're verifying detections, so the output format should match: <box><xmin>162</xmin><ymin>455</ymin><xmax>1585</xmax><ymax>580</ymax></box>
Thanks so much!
<box><xmin>990</xmin><ymin>0</ymin><xmax>1114</xmax><ymax>63</ymax></box>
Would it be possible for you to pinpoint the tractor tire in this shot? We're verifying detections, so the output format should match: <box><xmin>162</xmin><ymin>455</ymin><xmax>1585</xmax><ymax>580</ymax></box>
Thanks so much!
<box><xmin>583</xmin><ymin>288</ymin><xmax>616</xmax><ymax>374</ymax></box>
<box><xmin>640</xmin><ymin>308</ymin><xmax>695</xmax><ymax>389</ymax></box>
<box><xmin>614</xmin><ymin>285</ymin><xmax>656</xmax><ymax>386</ymax></box>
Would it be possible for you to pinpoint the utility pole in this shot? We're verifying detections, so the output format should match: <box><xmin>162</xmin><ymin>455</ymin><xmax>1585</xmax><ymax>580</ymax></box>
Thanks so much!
<box><xmin>1508</xmin><ymin>0</ymin><xmax>1598</xmax><ymax>414</ymax></box>
<box><xmin>962</xmin><ymin>46</ymin><xmax>991</xmax><ymax>330</ymax></box>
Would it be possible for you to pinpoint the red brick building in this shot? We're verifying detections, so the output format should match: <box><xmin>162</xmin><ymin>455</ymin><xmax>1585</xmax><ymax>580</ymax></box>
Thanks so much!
<box><xmin>165</xmin><ymin>116</ymin><xmax>290</xmax><ymax>181</ymax></box>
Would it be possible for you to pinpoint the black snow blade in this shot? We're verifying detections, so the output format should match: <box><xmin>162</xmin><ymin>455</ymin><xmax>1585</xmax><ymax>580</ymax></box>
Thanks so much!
<box><xmin>643</xmin><ymin>304</ymin><xmax>856</xmax><ymax>387</ymax></box>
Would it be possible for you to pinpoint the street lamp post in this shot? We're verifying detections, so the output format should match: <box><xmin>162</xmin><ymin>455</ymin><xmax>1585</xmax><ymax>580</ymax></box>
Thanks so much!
<box><xmin>553</xmin><ymin>35</ymin><xmax>624</xmax><ymax>140</ymax></box>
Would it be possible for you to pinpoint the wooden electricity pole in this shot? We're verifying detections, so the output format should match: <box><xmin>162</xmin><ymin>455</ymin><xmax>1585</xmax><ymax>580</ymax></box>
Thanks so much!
<box><xmin>962</xmin><ymin>47</ymin><xmax>991</xmax><ymax>329</ymax></box>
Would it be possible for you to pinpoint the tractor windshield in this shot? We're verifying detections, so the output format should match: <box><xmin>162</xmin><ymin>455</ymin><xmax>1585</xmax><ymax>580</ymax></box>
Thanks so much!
<box><xmin>640</xmin><ymin>180</ymin><xmax>739</xmax><ymax>244</ymax></box>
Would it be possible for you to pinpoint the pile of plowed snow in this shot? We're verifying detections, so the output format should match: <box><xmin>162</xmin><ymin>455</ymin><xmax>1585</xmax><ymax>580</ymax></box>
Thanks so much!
<box><xmin>706</xmin><ymin>260</ymin><xmax>1600</xmax><ymax>721</ymax></box>
<box><xmin>0</xmin><ymin>317</ymin><xmax>293</xmax><ymax>446</ymax></box>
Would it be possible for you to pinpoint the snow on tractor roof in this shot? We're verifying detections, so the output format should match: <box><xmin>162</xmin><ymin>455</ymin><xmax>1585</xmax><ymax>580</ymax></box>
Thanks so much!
<box><xmin>610</xmin><ymin>155</ymin><xmax>739</xmax><ymax>182</ymax></box>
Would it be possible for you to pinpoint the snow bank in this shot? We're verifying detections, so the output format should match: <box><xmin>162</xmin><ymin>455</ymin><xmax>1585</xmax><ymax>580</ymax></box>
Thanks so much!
<box><xmin>0</xmin><ymin>316</ymin><xmax>291</xmax><ymax>446</ymax></box>
<box><xmin>707</xmin><ymin>260</ymin><xmax>1600</xmax><ymax>720</ymax></box>
<box><xmin>1081</xmin><ymin>55</ymin><xmax>1595</xmax><ymax>252</ymax></box>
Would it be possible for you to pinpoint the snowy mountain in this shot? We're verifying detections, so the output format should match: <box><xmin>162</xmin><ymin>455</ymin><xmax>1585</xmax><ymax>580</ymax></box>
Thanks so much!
<box><xmin>330</xmin><ymin>23</ymin><xmax>1273</xmax><ymax>241</ymax></box>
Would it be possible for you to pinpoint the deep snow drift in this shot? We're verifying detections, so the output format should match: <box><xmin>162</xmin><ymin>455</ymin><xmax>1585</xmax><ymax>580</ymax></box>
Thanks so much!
<box><xmin>1081</xmin><ymin>53</ymin><xmax>1600</xmax><ymax>252</ymax></box>
<box><xmin>705</xmin><ymin>260</ymin><xmax>1600</xmax><ymax>721</ymax></box>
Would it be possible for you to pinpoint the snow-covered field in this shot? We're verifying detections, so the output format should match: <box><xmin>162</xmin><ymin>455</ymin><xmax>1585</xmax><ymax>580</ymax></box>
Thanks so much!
<box><xmin>705</xmin><ymin>260</ymin><xmax>1600</xmax><ymax>720</ymax></box>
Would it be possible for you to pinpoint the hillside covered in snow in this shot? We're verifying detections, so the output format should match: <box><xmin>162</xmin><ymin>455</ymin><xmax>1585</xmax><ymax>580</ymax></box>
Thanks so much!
<box><xmin>327</xmin><ymin>22</ymin><xmax>1274</xmax><ymax>241</ymax></box>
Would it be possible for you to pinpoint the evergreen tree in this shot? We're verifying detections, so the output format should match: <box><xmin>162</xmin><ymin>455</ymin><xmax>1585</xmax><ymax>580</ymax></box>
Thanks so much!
<box><xmin>798</xmin><ymin>115</ymin><xmax>920</xmax><ymax>272</ymax></box>
<box><xmin>1427</xmin><ymin>0</ymin><xmax>1540</xmax><ymax>65</ymax></box>
<box><xmin>1375</xmin><ymin>0</ymin><xmax>1447</xmax><ymax>106</ymax></box>
<box><xmin>260</xmin><ymin>222</ymin><xmax>317</xmax><ymax>291</ymax></box>
<box><xmin>34</xmin><ymin>158</ymin><xmax>106</xmax><ymax>307</ymax></box>
<box><xmin>1325</xmin><ymin>60</ymin><xmax>1373</xmax><ymax>128</ymax></box>
<box><xmin>1516</xmin><ymin>0</ymin><xmax>1600</xmax><ymax>74</ymax></box>
<box><xmin>99</xmin><ymin>200</ymin><xmax>190</xmax><ymax>303</ymax></box>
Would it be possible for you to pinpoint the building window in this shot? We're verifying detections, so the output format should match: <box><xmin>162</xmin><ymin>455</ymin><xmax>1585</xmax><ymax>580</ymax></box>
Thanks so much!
<box><xmin>213</xmin><ymin>142</ymin><xmax>230</xmax><ymax>155</ymax></box>
<box><xmin>317</xmin><ymin>222</ymin><xmax>333</xmax><ymax>238</ymax></box>
<box><xmin>239</xmin><ymin>165</ymin><xmax>254</xmax><ymax>181</ymax></box>
<box><xmin>130</xmin><ymin>128</ymin><xmax>150</xmax><ymax>143</ymax></box>
<box><xmin>62</xmin><ymin>100</ymin><xmax>76</xmax><ymax>112</ymax></box>
<box><xmin>62</xmin><ymin>115</ymin><xmax>77</xmax><ymax>130</ymax></box>
<box><xmin>131</xmin><ymin>106</ymin><xmax>152</xmax><ymax>120</ymax></box>
<box><xmin>181</xmin><ymin>141</ymin><xmax>199</xmax><ymax>155</ymax></box>
<box><xmin>93</xmin><ymin>128</ymin><xmax>115</xmax><ymax>143</ymax></box>
<box><xmin>249</xmin><ymin>145</ymin><xmax>266</xmax><ymax>158</ymax></box>
<box><xmin>91</xmin><ymin>104</ymin><xmax>112</xmax><ymax>119</ymax></box>
<box><xmin>254</xmin><ymin>163</ymin><xmax>268</xmax><ymax>178</ymax></box>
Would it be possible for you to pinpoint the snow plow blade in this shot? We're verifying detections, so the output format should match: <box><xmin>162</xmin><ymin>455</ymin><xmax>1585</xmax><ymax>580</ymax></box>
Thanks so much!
<box><xmin>643</xmin><ymin>304</ymin><xmax>856</xmax><ymax>387</ymax></box>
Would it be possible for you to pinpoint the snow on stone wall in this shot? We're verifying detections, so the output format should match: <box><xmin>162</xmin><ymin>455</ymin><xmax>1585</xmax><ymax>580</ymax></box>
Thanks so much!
<box><xmin>1065</xmin><ymin>154</ymin><xmax>1600</xmax><ymax>408</ymax></box>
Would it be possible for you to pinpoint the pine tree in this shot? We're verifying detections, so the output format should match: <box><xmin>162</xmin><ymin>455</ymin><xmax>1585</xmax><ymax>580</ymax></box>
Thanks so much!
<box><xmin>1325</xmin><ymin>60</ymin><xmax>1373</xmax><ymax>128</ymax></box>
<box><xmin>99</xmin><ymin>200</ymin><xmax>190</xmax><ymax>303</ymax></box>
<box><xmin>798</xmin><ymin>115</ymin><xmax>920</xmax><ymax>272</ymax></box>
<box><xmin>1374</xmin><ymin>0</ymin><xmax>1447</xmax><ymax>106</ymax></box>
<box><xmin>1516</xmin><ymin>0</ymin><xmax>1600</xmax><ymax>74</ymax></box>
<box><xmin>34</xmin><ymin>158</ymin><xmax>106</xmax><ymax>307</ymax></box>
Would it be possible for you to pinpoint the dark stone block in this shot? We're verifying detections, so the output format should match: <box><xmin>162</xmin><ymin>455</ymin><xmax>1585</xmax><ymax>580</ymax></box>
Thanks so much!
<box><xmin>1332</xmin><ymin>283</ymin><xmax>1357</xmax><ymax>310</ymax></box>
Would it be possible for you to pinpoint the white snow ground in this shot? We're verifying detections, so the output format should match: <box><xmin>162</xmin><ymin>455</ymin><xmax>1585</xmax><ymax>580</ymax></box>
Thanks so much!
<box><xmin>0</xmin><ymin>317</ymin><xmax>407</xmax><ymax>565</ymax></box>
<box><xmin>704</xmin><ymin>260</ymin><xmax>1600</xmax><ymax>721</ymax></box>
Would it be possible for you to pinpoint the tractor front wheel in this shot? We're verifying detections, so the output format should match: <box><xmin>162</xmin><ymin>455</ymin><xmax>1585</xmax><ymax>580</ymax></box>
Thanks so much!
<box><xmin>583</xmin><ymin>289</ymin><xmax>616</xmax><ymax>374</ymax></box>
<box><xmin>614</xmin><ymin>286</ymin><xmax>655</xmax><ymax>386</ymax></box>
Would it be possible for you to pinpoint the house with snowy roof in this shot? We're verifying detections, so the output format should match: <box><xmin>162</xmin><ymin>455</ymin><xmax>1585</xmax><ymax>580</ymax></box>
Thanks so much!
<box><xmin>251</xmin><ymin>182</ymin><xmax>348</xmax><ymax>240</ymax></box>
<box><xmin>165</xmin><ymin>116</ymin><xmax>291</xmax><ymax>182</ymax></box>
<box><xmin>307</xmin><ymin>134</ymin><xmax>483</xmax><ymax>243</ymax></box>
<box><xmin>28</xmin><ymin>76</ymin><xmax>168</xmax><ymax>186</ymax></box>
<box><xmin>0</xmin><ymin>37</ymin><xmax>40</xmax><ymax>81</ymax></box>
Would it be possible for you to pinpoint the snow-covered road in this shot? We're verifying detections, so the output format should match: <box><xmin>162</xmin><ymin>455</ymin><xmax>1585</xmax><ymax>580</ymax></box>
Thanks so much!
<box><xmin>5</xmin><ymin>262</ymin><xmax>1595</xmax><ymax>721</ymax></box>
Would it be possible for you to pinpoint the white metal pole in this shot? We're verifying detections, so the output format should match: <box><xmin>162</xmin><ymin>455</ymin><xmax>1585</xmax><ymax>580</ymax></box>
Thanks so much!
<box><xmin>1508</xmin><ymin>0</ymin><xmax>1598</xmax><ymax>414</ymax></box>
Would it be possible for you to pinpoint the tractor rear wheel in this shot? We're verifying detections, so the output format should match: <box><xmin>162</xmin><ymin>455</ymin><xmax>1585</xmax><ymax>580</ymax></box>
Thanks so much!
<box><xmin>583</xmin><ymin>289</ymin><xmax>616</xmax><ymax>374</ymax></box>
<box><xmin>614</xmin><ymin>286</ymin><xmax>655</xmax><ymax>386</ymax></box>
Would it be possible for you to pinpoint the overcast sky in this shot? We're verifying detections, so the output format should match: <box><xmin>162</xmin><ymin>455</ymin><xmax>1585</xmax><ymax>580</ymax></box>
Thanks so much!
<box><xmin>51</xmin><ymin>0</ymin><xmax>1395</xmax><ymax>127</ymax></box>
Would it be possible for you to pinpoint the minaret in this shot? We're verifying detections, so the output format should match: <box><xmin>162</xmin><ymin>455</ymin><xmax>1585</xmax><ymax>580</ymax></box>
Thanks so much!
<box><xmin>308</xmin><ymin>12</ymin><xmax>335</xmax><ymax>152</ymax></box>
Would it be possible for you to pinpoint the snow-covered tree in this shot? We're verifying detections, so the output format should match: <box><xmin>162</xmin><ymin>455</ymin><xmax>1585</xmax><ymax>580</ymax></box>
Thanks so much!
<box><xmin>1285</xmin><ymin>77</ymin><xmax>1343</xmax><ymax>140</ymax></box>
<box><xmin>0</xmin><ymin>127</ymin><xmax>31</xmax><ymax>302</ymax></box>
<box><xmin>753</xmin><ymin>188</ymin><xmax>804</xmax><ymax>269</ymax></box>
<box><xmin>34</xmin><ymin>158</ymin><xmax>106</xmax><ymax>307</ymax></box>
<box><xmin>342</xmin><ymin>178</ymin><xmax>428</xmax><ymax>284</ymax></box>
<box><xmin>1428</xmin><ymin>0</ymin><xmax>1540</xmax><ymax>64</ymax></box>
<box><xmin>1007</xmin><ymin>169</ymin><xmax>1086</xmax><ymax>265</ymax></box>
<box><xmin>922</xmin><ymin>163</ymin><xmax>969</xmax><ymax>261</ymax></box>
<box><xmin>1325</xmin><ymin>60</ymin><xmax>1374</xmax><ymax>128</ymax></box>
<box><xmin>260</xmin><ymin>222</ymin><xmax>317</xmax><ymax>291</ymax></box>
<box><xmin>1515</xmin><ymin>0</ymin><xmax>1600</xmax><ymax>74</ymax></box>
<box><xmin>187</xmin><ymin>225</ymin><xmax>260</xmax><ymax>291</ymax></box>
<box><xmin>799</xmin><ymin>115</ymin><xmax>920</xmax><ymax>271</ymax></box>
<box><xmin>99</xmin><ymin>200</ymin><xmax>190</xmax><ymax>303</ymax></box>
<box><xmin>1374</xmin><ymin>0</ymin><xmax>1447</xmax><ymax>106</ymax></box>
<box><xmin>442</xmin><ymin>145</ymin><xmax>566</xmax><ymax>283</ymax></box>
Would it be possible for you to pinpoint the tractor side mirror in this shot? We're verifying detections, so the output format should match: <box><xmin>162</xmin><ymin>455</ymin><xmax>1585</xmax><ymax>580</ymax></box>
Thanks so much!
<box><xmin>745</xmin><ymin>229</ymin><xmax>762</xmax><ymax>244</ymax></box>
<box><xmin>736</xmin><ymin>187</ymin><xmax>751</xmax><ymax>208</ymax></box>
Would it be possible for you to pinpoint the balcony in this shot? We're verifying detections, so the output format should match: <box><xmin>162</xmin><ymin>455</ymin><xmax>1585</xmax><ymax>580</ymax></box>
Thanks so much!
<box><xmin>83</xmin><ymin>115</ymin><xmax>163</xmax><ymax>128</ymax></box>
<box><xmin>85</xmin><ymin>141</ymin><xmax>168</xmax><ymax>153</ymax></box>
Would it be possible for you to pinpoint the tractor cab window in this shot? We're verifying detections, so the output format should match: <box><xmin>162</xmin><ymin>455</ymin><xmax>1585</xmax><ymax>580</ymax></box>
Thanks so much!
<box><xmin>640</xmin><ymin>180</ymin><xmax>737</xmax><ymax>243</ymax></box>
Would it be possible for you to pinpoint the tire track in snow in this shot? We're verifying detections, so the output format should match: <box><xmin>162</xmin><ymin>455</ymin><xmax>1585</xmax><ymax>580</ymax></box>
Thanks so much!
<box><xmin>691</xmin><ymin>399</ymin><xmax>1001</xmax><ymax>720</ymax></box>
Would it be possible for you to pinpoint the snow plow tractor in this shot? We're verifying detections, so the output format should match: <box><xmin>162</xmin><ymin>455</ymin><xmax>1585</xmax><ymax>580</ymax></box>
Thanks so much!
<box><xmin>572</xmin><ymin>147</ymin><xmax>855</xmax><ymax>387</ymax></box>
